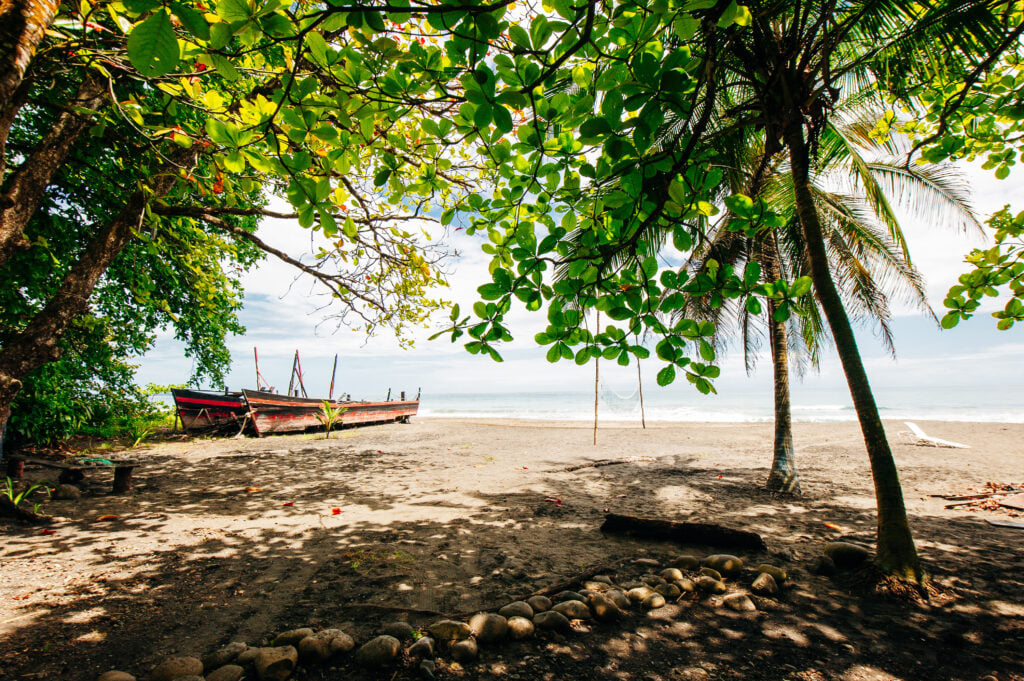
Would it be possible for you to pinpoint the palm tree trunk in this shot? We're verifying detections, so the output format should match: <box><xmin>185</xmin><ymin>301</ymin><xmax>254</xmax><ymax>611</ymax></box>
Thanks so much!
<box><xmin>784</xmin><ymin>122</ymin><xmax>922</xmax><ymax>580</ymax></box>
<box><xmin>761</xmin><ymin>234</ymin><xmax>800</xmax><ymax>494</ymax></box>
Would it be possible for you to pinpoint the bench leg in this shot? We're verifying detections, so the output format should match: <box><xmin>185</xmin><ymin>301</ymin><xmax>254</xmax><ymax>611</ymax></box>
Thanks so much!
<box><xmin>58</xmin><ymin>468</ymin><xmax>84</xmax><ymax>484</ymax></box>
<box><xmin>113</xmin><ymin>467</ymin><xmax>133</xmax><ymax>494</ymax></box>
<box><xmin>6</xmin><ymin>458</ymin><xmax>23</xmax><ymax>479</ymax></box>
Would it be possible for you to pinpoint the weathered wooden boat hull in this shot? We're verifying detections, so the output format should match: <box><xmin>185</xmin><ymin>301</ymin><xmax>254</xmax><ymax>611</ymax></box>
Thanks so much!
<box><xmin>241</xmin><ymin>389</ymin><xmax>418</xmax><ymax>436</ymax></box>
<box><xmin>171</xmin><ymin>389</ymin><xmax>248</xmax><ymax>432</ymax></box>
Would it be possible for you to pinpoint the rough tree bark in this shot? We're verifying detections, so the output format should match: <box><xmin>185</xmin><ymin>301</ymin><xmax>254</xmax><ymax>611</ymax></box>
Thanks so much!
<box><xmin>784</xmin><ymin>121</ymin><xmax>922</xmax><ymax>580</ymax></box>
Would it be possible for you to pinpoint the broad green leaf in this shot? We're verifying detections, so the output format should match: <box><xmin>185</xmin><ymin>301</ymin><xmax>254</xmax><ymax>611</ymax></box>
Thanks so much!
<box><xmin>127</xmin><ymin>11</ymin><xmax>180</xmax><ymax>77</ymax></box>
<box><xmin>170</xmin><ymin>2</ymin><xmax>210</xmax><ymax>40</ymax></box>
<box><xmin>217</xmin><ymin>0</ymin><xmax>251</xmax><ymax>22</ymax></box>
<box><xmin>656</xmin><ymin>365</ymin><xmax>676</xmax><ymax>386</ymax></box>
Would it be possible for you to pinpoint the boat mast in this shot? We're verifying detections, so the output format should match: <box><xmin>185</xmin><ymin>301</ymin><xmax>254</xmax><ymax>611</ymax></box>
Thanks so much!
<box><xmin>295</xmin><ymin>351</ymin><xmax>308</xmax><ymax>398</ymax></box>
<box><xmin>328</xmin><ymin>354</ymin><xmax>338</xmax><ymax>400</ymax></box>
<box><xmin>287</xmin><ymin>350</ymin><xmax>298</xmax><ymax>396</ymax></box>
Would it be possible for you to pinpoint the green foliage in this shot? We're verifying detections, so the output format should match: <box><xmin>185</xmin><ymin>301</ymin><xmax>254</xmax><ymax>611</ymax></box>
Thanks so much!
<box><xmin>315</xmin><ymin>401</ymin><xmax>347</xmax><ymax>439</ymax></box>
<box><xmin>3</xmin><ymin>477</ymin><xmax>52</xmax><ymax>507</ymax></box>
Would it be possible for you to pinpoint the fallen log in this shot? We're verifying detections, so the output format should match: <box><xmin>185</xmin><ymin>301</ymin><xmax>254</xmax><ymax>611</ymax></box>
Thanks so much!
<box><xmin>600</xmin><ymin>513</ymin><xmax>766</xmax><ymax>551</ymax></box>
<box><xmin>0</xmin><ymin>496</ymin><xmax>49</xmax><ymax>524</ymax></box>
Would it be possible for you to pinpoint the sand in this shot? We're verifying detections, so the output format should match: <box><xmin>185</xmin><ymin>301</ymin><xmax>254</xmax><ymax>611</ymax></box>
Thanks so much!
<box><xmin>2</xmin><ymin>418</ymin><xmax>1023</xmax><ymax>680</ymax></box>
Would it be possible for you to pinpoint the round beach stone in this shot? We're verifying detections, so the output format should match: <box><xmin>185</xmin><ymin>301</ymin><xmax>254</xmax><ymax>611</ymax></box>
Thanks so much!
<box><xmin>824</xmin><ymin>542</ymin><xmax>871</xmax><ymax>570</ymax></box>
<box><xmin>587</xmin><ymin>593</ymin><xmax>622</xmax><ymax>622</ymax></box>
<box><xmin>97</xmin><ymin>672</ymin><xmax>135</xmax><ymax>681</ymax></box>
<box><xmin>380</xmin><ymin>621</ymin><xmax>416</xmax><ymax>642</ymax></box>
<box><xmin>151</xmin><ymin>656</ymin><xmax>203</xmax><ymax>681</ymax></box>
<box><xmin>428</xmin><ymin>620</ymin><xmax>472</xmax><ymax>641</ymax></box>
<box><xmin>582</xmin><ymin>580</ymin><xmax>609</xmax><ymax>592</ymax></box>
<box><xmin>660</xmin><ymin>568</ymin><xmax>684</xmax><ymax>581</ymax></box>
<box><xmin>419</xmin><ymin>659</ymin><xmax>436</xmax><ymax>680</ymax></box>
<box><xmin>52</xmin><ymin>483</ymin><xmax>81</xmax><ymax>500</ymax></box>
<box><xmin>604</xmin><ymin>589</ymin><xmax>631</xmax><ymax>610</ymax></box>
<box><xmin>634</xmin><ymin>557</ymin><xmax>660</xmax><ymax>567</ymax></box>
<box><xmin>206</xmin><ymin>665</ymin><xmax>244</xmax><ymax>681</ymax></box>
<box><xmin>450</xmin><ymin>638</ymin><xmax>478</xmax><ymax>662</ymax></box>
<box><xmin>552</xmin><ymin>600</ymin><xmax>591</xmax><ymax>620</ymax></box>
<box><xmin>328</xmin><ymin>631</ymin><xmax>355</xmax><ymax>655</ymax></box>
<box><xmin>674</xmin><ymin>578</ymin><xmax>697</xmax><ymax>593</ymax></box>
<box><xmin>656</xmin><ymin>583</ymin><xmax>682</xmax><ymax>599</ymax></box>
<box><xmin>202</xmin><ymin>642</ymin><xmax>247</xmax><ymax>670</ymax></box>
<box><xmin>272</xmin><ymin>628</ymin><xmax>313</xmax><ymax>647</ymax></box>
<box><xmin>699</xmin><ymin>567</ymin><xmax>723</xmax><ymax>580</ymax></box>
<box><xmin>704</xmin><ymin>554</ymin><xmax>743</xmax><ymax>576</ymax></box>
<box><xmin>722</xmin><ymin>592</ymin><xmax>757</xmax><ymax>612</ymax></box>
<box><xmin>642</xmin><ymin>593</ymin><xmax>667</xmax><ymax>609</ymax></box>
<box><xmin>552</xmin><ymin>590</ymin><xmax>585</xmax><ymax>603</ymax></box>
<box><xmin>627</xmin><ymin>586</ymin><xmax>655</xmax><ymax>603</ymax></box>
<box><xmin>525</xmin><ymin>595</ymin><xmax>552</xmax><ymax>612</ymax></box>
<box><xmin>469</xmin><ymin>612</ymin><xmax>509</xmax><ymax>643</ymax></box>
<box><xmin>642</xmin><ymin>574</ymin><xmax>667</xmax><ymax>587</ymax></box>
<box><xmin>355</xmin><ymin>635</ymin><xmax>401</xmax><ymax>667</ymax></box>
<box><xmin>533</xmin><ymin>610</ymin><xmax>571</xmax><ymax>631</ymax></box>
<box><xmin>297</xmin><ymin>634</ymin><xmax>332</xmax><ymax>663</ymax></box>
<box><xmin>174</xmin><ymin>677</ymin><xmax>203</xmax><ymax>681</ymax></box>
<box><xmin>254</xmin><ymin>646</ymin><xmax>298</xmax><ymax>681</ymax></box>
<box><xmin>671</xmin><ymin>555</ymin><xmax>702</xmax><ymax>571</ymax></box>
<box><xmin>696</xmin><ymin>576</ymin><xmax>727</xmax><ymax>594</ymax></box>
<box><xmin>592</xmin><ymin>574</ymin><xmax>614</xmax><ymax>585</ymax></box>
<box><xmin>407</xmin><ymin>636</ymin><xmax>435</xmax><ymax>659</ymax></box>
<box><xmin>756</xmin><ymin>564</ymin><xmax>788</xmax><ymax>583</ymax></box>
<box><xmin>507</xmin><ymin>616</ymin><xmax>534</xmax><ymax>639</ymax></box>
<box><xmin>499</xmin><ymin>601</ymin><xmax>534</xmax><ymax>619</ymax></box>
<box><xmin>235</xmin><ymin>647</ymin><xmax>262</xmax><ymax>666</ymax></box>
<box><xmin>751</xmin><ymin>572</ymin><xmax>779</xmax><ymax>596</ymax></box>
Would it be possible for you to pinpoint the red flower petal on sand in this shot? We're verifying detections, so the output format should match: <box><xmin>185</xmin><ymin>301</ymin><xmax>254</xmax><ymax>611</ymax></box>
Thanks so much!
<box><xmin>283</xmin><ymin>502</ymin><xmax>294</xmax><ymax>507</ymax></box>
<box><xmin>40</xmin><ymin>529</ymin><xmax>56</xmax><ymax>535</ymax></box>
<box><xmin>717</xmin><ymin>474</ymin><xmax>723</xmax><ymax>479</ymax></box>
<box><xmin>544</xmin><ymin>497</ymin><xmax>563</xmax><ymax>507</ymax></box>
<box><xmin>332</xmin><ymin>508</ymin><xmax>341</xmax><ymax>515</ymax></box>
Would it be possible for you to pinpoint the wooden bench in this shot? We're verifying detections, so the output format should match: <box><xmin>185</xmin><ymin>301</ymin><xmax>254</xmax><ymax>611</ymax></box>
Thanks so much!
<box><xmin>5</xmin><ymin>455</ymin><xmax>138</xmax><ymax>494</ymax></box>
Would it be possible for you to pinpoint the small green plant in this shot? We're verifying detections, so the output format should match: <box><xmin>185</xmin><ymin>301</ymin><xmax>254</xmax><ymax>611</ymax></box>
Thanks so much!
<box><xmin>128</xmin><ymin>422</ymin><xmax>154</xmax><ymax>448</ymax></box>
<box><xmin>3</xmin><ymin>477</ymin><xmax>51</xmax><ymax>507</ymax></box>
<box><xmin>315</xmin><ymin>401</ymin><xmax>347</xmax><ymax>439</ymax></box>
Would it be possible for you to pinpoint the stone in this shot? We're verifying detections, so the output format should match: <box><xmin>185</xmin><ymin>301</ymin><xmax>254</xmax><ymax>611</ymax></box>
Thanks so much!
<box><xmin>97</xmin><ymin>672</ymin><xmax>135</xmax><ymax>681</ymax></box>
<box><xmin>704</xmin><ymin>554</ymin><xmax>743</xmax><ymax>576</ymax></box>
<box><xmin>626</xmin><ymin>586</ymin><xmax>655</xmax><ymax>603</ymax></box>
<box><xmin>525</xmin><ymin>595</ymin><xmax>552</xmax><ymax>612</ymax></box>
<box><xmin>407</xmin><ymin>636</ymin><xmax>435</xmax><ymax>659</ymax></box>
<box><xmin>206</xmin><ymin>665</ymin><xmax>244</xmax><ymax>681</ymax></box>
<box><xmin>696</xmin><ymin>576</ymin><xmax>727</xmax><ymax>594</ymax></box>
<box><xmin>671</xmin><ymin>555</ymin><xmax>702</xmax><ymax>571</ymax></box>
<box><xmin>582</xmin><ymin>580</ymin><xmax>609</xmax><ymax>591</ymax></box>
<box><xmin>533</xmin><ymin>610</ymin><xmax>571</xmax><ymax>631</ymax></box>
<box><xmin>660</xmin><ymin>568</ymin><xmax>684</xmax><ymax>581</ymax></box>
<box><xmin>52</xmin><ymin>484</ymin><xmax>81</xmax><ymax>500</ymax></box>
<box><xmin>587</xmin><ymin>593</ymin><xmax>622</xmax><ymax>622</ymax></box>
<box><xmin>327</xmin><ymin>631</ymin><xmax>355</xmax><ymax>655</ymax></box>
<box><xmin>699</xmin><ymin>567</ymin><xmax>722</xmax><ymax>580</ymax></box>
<box><xmin>642</xmin><ymin>593</ymin><xmax>666</xmax><ymax>609</ymax></box>
<box><xmin>380</xmin><ymin>621</ymin><xmax>416</xmax><ymax>642</ymax></box>
<box><xmin>419</xmin><ymin>659</ymin><xmax>436</xmax><ymax>680</ymax></box>
<box><xmin>507</xmin><ymin>616</ymin><xmax>534</xmax><ymax>639</ymax></box>
<box><xmin>642</xmin><ymin>574</ymin><xmax>667</xmax><ymax>587</ymax></box>
<box><xmin>813</xmin><ymin>555</ymin><xmax>836</xmax><ymax>576</ymax></box>
<box><xmin>272</xmin><ymin>628</ymin><xmax>314</xmax><ymax>647</ymax></box>
<box><xmin>297</xmin><ymin>635</ymin><xmax>333</xmax><ymax>663</ymax></box>
<box><xmin>751</xmin><ymin>572</ymin><xmax>779</xmax><ymax>596</ymax></box>
<box><xmin>722</xmin><ymin>593</ymin><xmax>757</xmax><ymax>612</ymax></box>
<box><xmin>355</xmin><ymin>636</ymin><xmax>401</xmax><ymax>667</ymax></box>
<box><xmin>450</xmin><ymin>638</ymin><xmax>478</xmax><ymax>662</ymax></box>
<box><xmin>552</xmin><ymin>590</ymin><xmax>585</xmax><ymax>603</ymax></box>
<box><xmin>674</xmin><ymin>578</ymin><xmax>697</xmax><ymax>593</ymax></box>
<box><xmin>235</xmin><ymin>648</ymin><xmax>262</xmax><ymax>666</ymax></box>
<box><xmin>469</xmin><ymin>612</ymin><xmax>509</xmax><ymax>643</ymax></box>
<box><xmin>604</xmin><ymin>589</ymin><xmax>631</xmax><ymax>610</ymax></box>
<box><xmin>174</xmin><ymin>677</ymin><xmax>203</xmax><ymax>681</ymax></box>
<box><xmin>592</xmin><ymin>574</ymin><xmax>614</xmax><ymax>585</ymax></box>
<box><xmin>498</xmin><ymin>601</ymin><xmax>534</xmax><ymax>619</ymax></box>
<box><xmin>634</xmin><ymin>557</ymin><xmax>660</xmax><ymax>567</ymax></box>
<box><xmin>202</xmin><ymin>642</ymin><xmax>247</xmax><ymax>670</ymax></box>
<box><xmin>655</xmin><ymin>583</ymin><xmax>682</xmax><ymax>599</ymax></box>
<box><xmin>151</xmin><ymin>656</ymin><xmax>203</xmax><ymax>681</ymax></box>
<box><xmin>254</xmin><ymin>646</ymin><xmax>298</xmax><ymax>681</ymax></box>
<box><xmin>756</xmin><ymin>564</ymin><xmax>788</xmax><ymax>583</ymax></box>
<box><xmin>428</xmin><ymin>620</ymin><xmax>472</xmax><ymax>641</ymax></box>
<box><xmin>824</xmin><ymin>542</ymin><xmax>871</xmax><ymax>570</ymax></box>
<box><xmin>552</xmin><ymin>600</ymin><xmax>591</xmax><ymax>620</ymax></box>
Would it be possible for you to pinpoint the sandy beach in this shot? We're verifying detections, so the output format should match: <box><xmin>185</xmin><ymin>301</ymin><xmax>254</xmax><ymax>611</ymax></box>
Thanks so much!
<box><xmin>2</xmin><ymin>418</ymin><xmax>1023</xmax><ymax>681</ymax></box>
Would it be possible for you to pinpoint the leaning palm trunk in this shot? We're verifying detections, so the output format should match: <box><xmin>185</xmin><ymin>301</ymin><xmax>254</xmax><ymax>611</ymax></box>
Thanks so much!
<box><xmin>785</xmin><ymin>122</ymin><xmax>921</xmax><ymax>580</ymax></box>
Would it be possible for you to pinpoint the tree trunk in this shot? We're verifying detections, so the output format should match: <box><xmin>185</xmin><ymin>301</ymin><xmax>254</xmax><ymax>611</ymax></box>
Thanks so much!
<box><xmin>784</xmin><ymin>122</ymin><xmax>922</xmax><ymax>580</ymax></box>
<box><xmin>0</xmin><ymin>0</ymin><xmax>59</xmax><ymax>150</ymax></box>
<box><xmin>0</xmin><ymin>153</ymin><xmax>195</xmax><ymax>443</ymax></box>
<box><xmin>761</xmin><ymin>233</ymin><xmax>800</xmax><ymax>494</ymax></box>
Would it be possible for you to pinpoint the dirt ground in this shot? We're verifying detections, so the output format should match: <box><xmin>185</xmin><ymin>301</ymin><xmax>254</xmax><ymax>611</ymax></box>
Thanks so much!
<box><xmin>1</xmin><ymin>418</ymin><xmax>1023</xmax><ymax>681</ymax></box>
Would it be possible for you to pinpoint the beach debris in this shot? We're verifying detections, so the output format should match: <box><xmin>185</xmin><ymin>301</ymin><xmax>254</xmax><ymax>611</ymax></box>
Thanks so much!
<box><xmin>40</xmin><ymin>528</ymin><xmax>56</xmax><ymax>535</ymax></box>
<box><xmin>600</xmin><ymin>513</ymin><xmax>767</xmax><ymax>551</ymax></box>
<box><xmin>986</xmin><ymin>519</ymin><xmax>1024</xmax><ymax>530</ymax></box>
<box><xmin>331</xmin><ymin>507</ymin><xmax>341</xmax><ymax>514</ymax></box>
<box><xmin>94</xmin><ymin>514</ymin><xmax>118</xmax><ymax>522</ymax></box>
<box><xmin>932</xmin><ymin>482</ymin><xmax>1022</xmax><ymax>516</ymax></box>
<box><xmin>544</xmin><ymin>497</ymin><xmax>563</xmax><ymax>506</ymax></box>
<box><xmin>245</xmin><ymin>487</ymin><xmax>262</xmax><ymax>493</ymax></box>
<box><xmin>999</xmin><ymin>493</ymin><xmax>1024</xmax><ymax>511</ymax></box>
<box><xmin>823</xmin><ymin>521</ymin><xmax>845</xmax><ymax>532</ymax></box>
<box><xmin>282</xmin><ymin>501</ymin><xmax>294</xmax><ymax>507</ymax></box>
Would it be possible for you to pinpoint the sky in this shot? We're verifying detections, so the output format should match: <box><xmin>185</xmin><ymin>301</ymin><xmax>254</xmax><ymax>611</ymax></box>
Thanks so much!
<box><xmin>134</xmin><ymin>161</ymin><xmax>1024</xmax><ymax>406</ymax></box>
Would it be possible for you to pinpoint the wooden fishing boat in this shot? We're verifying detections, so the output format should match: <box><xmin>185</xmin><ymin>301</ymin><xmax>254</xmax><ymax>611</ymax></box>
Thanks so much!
<box><xmin>241</xmin><ymin>389</ymin><xmax>419</xmax><ymax>436</ymax></box>
<box><xmin>170</xmin><ymin>388</ymin><xmax>248</xmax><ymax>432</ymax></box>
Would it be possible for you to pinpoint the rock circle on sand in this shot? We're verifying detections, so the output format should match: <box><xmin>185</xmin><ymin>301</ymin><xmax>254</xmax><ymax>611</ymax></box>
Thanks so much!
<box><xmin>328</xmin><ymin>631</ymin><xmax>355</xmax><ymax>655</ymax></box>
<box><xmin>202</xmin><ymin>642</ymin><xmax>247</xmax><ymax>670</ymax></box>
<box><xmin>814</xmin><ymin>555</ymin><xmax>837</xmax><ymax>576</ymax></box>
<box><xmin>419</xmin><ymin>659</ymin><xmax>437</xmax><ymax>680</ymax></box>
<box><xmin>507</xmin><ymin>616</ymin><xmax>535</xmax><ymax>639</ymax></box>
<box><xmin>722</xmin><ymin>592</ymin><xmax>757</xmax><ymax>612</ymax></box>
<box><xmin>751</xmin><ymin>572</ymin><xmax>779</xmax><ymax>596</ymax></box>
<box><xmin>552</xmin><ymin>590</ymin><xmax>585</xmax><ymax>603</ymax></box>
<box><xmin>428</xmin><ymin>620</ymin><xmax>472</xmax><ymax>641</ymax></box>
<box><xmin>272</xmin><ymin>628</ymin><xmax>313</xmax><ymax>647</ymax></box>
<box><xmin>533</xmin><ymin>610</ymin><xmax>571</xmax><ymax>631</ymax></box>
<box><xmin>756</xmin><ymin>564</ymin><xmax>788</xmax><ymax>583</ymax></box>
<box><xmin>696</xmin><ymin>576</ymin><xmax>727</xmax><ymax>594</ymax></box>
<box><xmin>234</xmin><ymin>647</ymin><xmax>262</xmax><ymax>666</ymax></box>
<box><xmin>824</xmin><ymin>542</ymin><xmax>871</xmax><ymax>570</ymax></box>
<box><xmin>592</xmin><ymin>574</ymin><xmax>613</xmax><ymax>585</ymax></box>
<box><xmin>355</xmin><ymin>635</ymin><xmax>401</xmax><ymax>667</ymax></box>
<box><xmin>297</xmin><ymin>633</ymin><xmax>333</xmax><ymax>663</ymax></box>
<box><xmin>588</xmin><ymin>593</ymin><xmax>622</xmax><ymax>621</ymax></box>
<box><xmin>704</xmin><ymin>554</ymin><xmax>743</xmax><ymax>576</ymax></box>
<box><xmin>660</xmin><ymin>567</ymin><xmax>684</xmax><ymax>581</ymax></box>
<box><xmin>642</xmin><ymin>593</ymin><xmax>667</xmax><ymax>609</ymax></box>
<box><xmin>552</xmin><ymin>599</ymin><xmax>592</xmax><ymax>620</ymax></box>
<box><xmin>627</xmin><ymin>586</ymin><xmax>655</xmax><ymax>603</ymax></box>
<box><xmin>656</xmin><ymin>583</ymin><xmax>682</xmax><ymax>599</ymax></box>
<box><xmin>450</xmin><ymin>638</ymin><xmax>478</xmax><ymax>662</ymax></box>
<box><xmin>582</xmin><ymin>580</ymin><xmax>609</xmax><ymax>592</ymax></box>
<box><xmin>498</xmin><ymin>601</ymin><xmax>534</xmax><ymax>619</ymax></box>
<box><xmin>97</xmin><ymin>672</ymin><xmax>135</xmax><ymax>681</ymax></box>
<box><xmin>206</xmin><ymin>664</ymin><xmax>244</xmax><ymax>681</ymax></box>
<box><xmin>675</xmin><ymin>578</ymin><xmax>697</xmax><ymax>593</ymax></box>
<box><xmin>642</xmin><ymin>574</ymin><xmax>667</xmax><ymax>587</ymax></box>
<box><xmin>380</xmin><ymin>621</ymin><xmax>416</xmax><ymax>642</ymax></box>
<box><xmin>254</xmin><ymin>646</ymin><xmax>298</xmax><ymax>681</ymax></box>
<box><xmin>526</xmin><ymin>595</ymin><xmax>552</xmax><ymax>612</ymax></box>
<box><xmin>699</xmin><ymin>567</ymin><xmax>723</xmax><ymax>580</ymax></box>
<box><xmin>469</xmin><ymin>612</ymin><xmax>509</xmax><ymax>642</ymax></box>
<box><xmin>672</xmin><ymin>555</ymin><xmax>702</xmax><ymax>571</ymax></box>
<box><xmin>604</xmin><ymin>589</ymin><xmax>631</xmax><ymax>610</ymax></box>
<box><xmin>634</xmin><ymin>557</ymin><xmax>660</xmax><ymax>567</ymax></box>
<box><xmin>151</xmin><ymin>656</ymin><xmax>203</xmax><ymax>681</ymax></box>
<box><xmin>408</xmin><ymin>636</ymin><xmax>435</xmax><ymax>659</ymax></box>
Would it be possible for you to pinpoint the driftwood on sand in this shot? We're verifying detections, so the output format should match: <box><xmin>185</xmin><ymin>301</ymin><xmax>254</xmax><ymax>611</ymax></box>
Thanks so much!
<box><xmin>600</xmin><ymin>513</ymin><xmax>767</xmax><ymax>551</ymax></box>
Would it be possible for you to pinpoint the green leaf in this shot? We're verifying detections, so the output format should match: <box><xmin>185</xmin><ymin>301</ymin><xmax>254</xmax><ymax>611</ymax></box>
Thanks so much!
<box><xmin>673</xmin><ymin>15</ymin><xmax>699</xmax><ymax>40</ymax></box>
<box><xmin>123</xmin><ymin>0</ymin><xmax>161</xmax><ymax>14</ymax></box>
<box><xmin>656</xmin><ymin>365</ymin><xmax>676</xmax><ymax>387</ymax></box>
<box><xmin>217</xmin><ymin>0</ymin><xmax>252</xmax><ymax>22</ymax></box>
<box><xmin>492</xmin><ymin>104</ymin><xmax>513</xmax><ymax>134</ymax></box>
<box><xmin>170</xmin><ymin>2</ymin><xmax>210</xmax><ymax>40</ymax></box>
<box><xmin>940</xmin><ymin>312</ymin><xmax>960</xmax><ymax>329</ymax></box>
<box><xmin>546</xmin><ymin>344</ymin><xmax>562</xmax><ymax>363</ymax></box>
<box><xmin>127</xmin><ymin>11</ymin><xmax>180</xmax><ymax>77</ymax></box>
<box><xmin>305</xmin><ymin>31</ymin><xmax>329</xmax><ymax>66</ymax></box>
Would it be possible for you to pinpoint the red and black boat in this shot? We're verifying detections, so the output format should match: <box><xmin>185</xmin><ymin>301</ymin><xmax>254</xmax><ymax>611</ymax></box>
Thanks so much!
<box><xmin>170</xmin><ymin>388</ymin><xmax>249</xmax><ymax>432</ymax></box>
<box><xmin>241</xmin><ymin>389</ymin><xmax>419</xmax><ymax>436</ymax></box>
